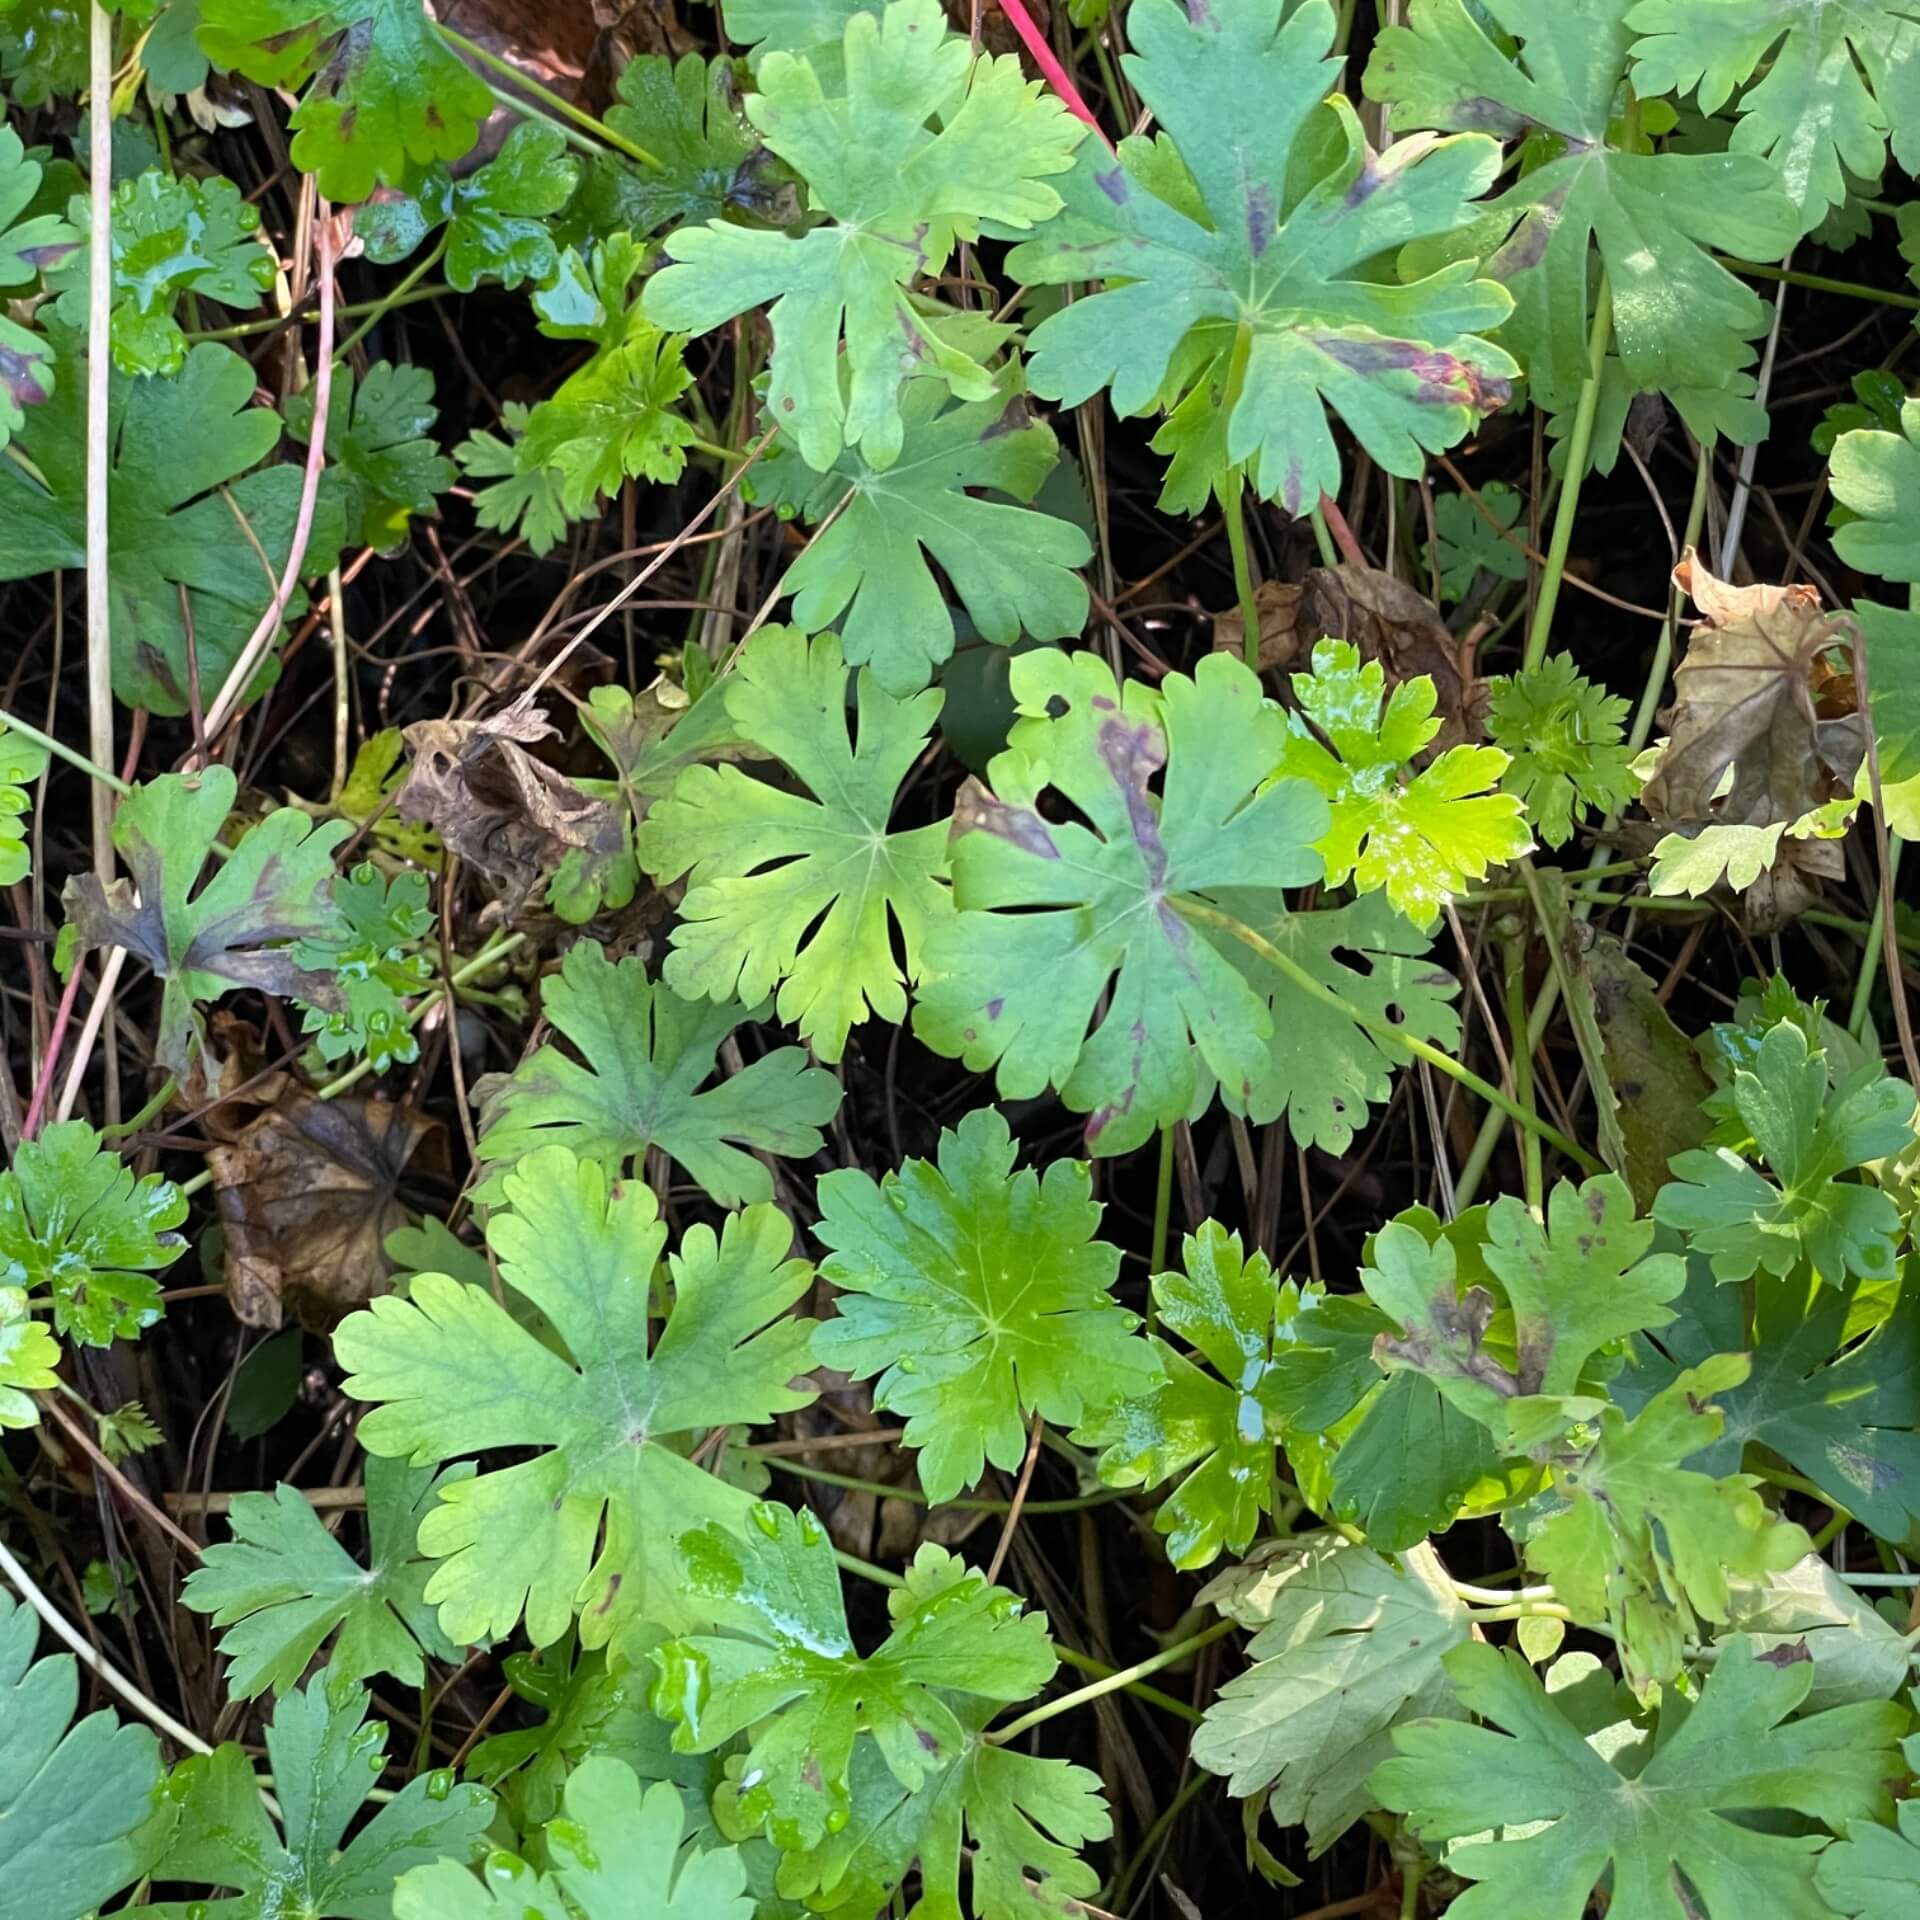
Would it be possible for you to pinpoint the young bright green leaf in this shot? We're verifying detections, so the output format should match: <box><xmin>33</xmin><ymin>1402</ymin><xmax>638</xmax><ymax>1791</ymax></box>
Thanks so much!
<box><xmin>1010</xmin><ymin>0</ymin><xmax>1515</xmax><ymax>515</ymax></box>
<box><xmin>643</xmin><ymin>0</ymin><xmax>1083</xmax><ymax>472</ymax></box>
<box><xmin>1652</xmin><ymin>1018</ymin><xmax>1913</xmax><ymax>1283</ymax></box>
<box><xmin>1276</xmin><ymin>639</ymin><xmax>1530</xmax><ymax>929</ymax></box>
<box><xmin>48</xmin><ymin>169</ymin><xmax>271</xmax><ymax>377</ymax></box>
<box><xmin>182</xmin><ymin>1457</ymin><xmax>466</xmax><ymax>1700</ymax></box>
<box><xmin>1625</xmin><ymin>1266</ymin><xmax>1920</xmax><ymax>1549</ymax></box>
<box><xmin>1367</xmin><ymin>0</ymin><xmax>1800</xmax><ymax>412</ymax></box>
<box><xmin>0</xmin><ymin>1292</ymin><xmax>58</xmax><ymax>1428</ymax></box>
<box><xmin>292</xmin><ymin>861</ymin><xmax>434</xmax><ymax>1072</ymax></box>
<box><xmin>0</xmin><ymin>334</ymin><xmax>345</xmax><ymax>714</ymax></box>
<box><xmin>1648</xmin><ymin>808</ymin><xmax>1855</xmax><ymax>903</ymax></box>
<box><xmin>0</xmin><ymin>127</ymin><xmax>76</xmax><ymax>452</ymax></box>
<box><xmin>0</xmin><ymin>1119</ymin><xmax>185</xmax><ymax>1345</ymax></box>
<box><xmin>1481</xmin><ymin>1174</ymin><xmax>1686</xmax><ymax>1398</ymax></box>
<box><xmin>751</xmin><ymin>370</ymin><xmax>1091</xmax><ymax>696</ymax></box>
<box><xmin>0</xmin><ymin>1592</ymin><xmax>162</xmax><ymax>1920</ymax></box>
<box><xmin>357</xmin><ymin>122</ymin><xmax>579</xmax><ymax>292</ymax></box>
<box><xmin>567</xmin><ymin>54</ymin><xmax>776</xmax><ymax>242</ymax></box>
<box><xmin>1486</xmin><ymin>654</ymin><xmax>1636</xmax><ymax>849</ymax></box>
<box><xmin>472</xmin><ymin>940</ymin><xmax>841</xmax><ymax>1209</ymax></box>
<box><xmin>914</xmin><ymin>649</ymin><xmax>1327</xmax><ymax>1155</ymax></box>
<box><xmin>1528</xmin><ymin>1355</ymin><xmax>1812</xmax><ymax>1690</ymax></box>
<box><xmin>1626</xmin><ymin>0</ymin><xmax>1920</xmax><ymax>232</ymax></box>
<box><xmin>776</xmin><ymin>1709</ymin><xmax>1110</xmax><ymax>1920</ymax></box>
<box><xmin>1830</xmin><ymin>394</ymin><xmax>1920</xmax><ymax>586</ymax></box>
<box><xmin>1432</xmin><ymin>480</ymin><xmax>1527</xmax><ymax>600</ymax></box>
<box><xmin>143</xmin><ymin>1670</ymin><xmax>493</xmax><ymax>1919</ymax></box>
<box><xmin>394</xmin><ymin>1758</ymin><xmax>753</xmax><ymax>1919</ymax></box>
<box><xmin>285</xmin><ymin>362</ymin><xmax>455</xmax><ymax>553</ymax></box>
<box><xmin>196</xmin><ymin>0</ymin><xmax>492</xmax><ymax>202</ymax></box>
<box><xmin>1209</xmin><ymin>891</ymin><xmax>1462</xmax><ymax>1154</ymax></box>
<box><xmin>0</xmin><ymin>714</ymin><xmax>47</xmax><ymax>886</ymax></box>
<box><xmin>336</xmin><ymin>1145</ymin><xmax>817</xmax><ymax>1652</ymax></box>
<box><xmin>635</xmin><ymin>627</ymin><xmax>951</xmax><ymax>1062</ymax></box>
<box><xmin>1075</xmin><ymin>1223</ymin><xmax>1358</xmax><ymax>1569</ymax></box>
<box><xmin>1193</xmin><ymin>1534</ymin><xmax>1469</xmax><ymax>1856</ymax></box>
<box><xmin>1375</xmin><ymin>1636</ymin><xmax>1903</xmax><ymax>1920</ymax></box>
<box><xmin>814</xmin><ymin>1106</ymin><xmax>1157</xmax><ymax>1504</ymax></box>
<box><xmin>61</xmin><ymin>766</ymin><xmax>353</xmax><ymax>1075</ymax></box>
<box><xmin>655</xmin><ymin>1505</ymin><xmax>1059</xmax><ymax>1853</ymax></box>
<box><xmin>454</xmin><ymin>406</ymin><xmax>567</xmax><ymax>553</ymax></box>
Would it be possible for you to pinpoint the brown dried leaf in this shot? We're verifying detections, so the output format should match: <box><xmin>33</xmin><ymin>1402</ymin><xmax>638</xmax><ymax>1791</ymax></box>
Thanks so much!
<box><xmin>1213</xmin><ymin>565</ymin><xmax>1483</xmax><ymax>752</ymax></box>
<box><xmin>395</xmin><ymin>705</ymin><xmax>623</xmax><ymax>907</ymax></box>
<box><xmin>208</xmin><ymin>1092</ymin><xmax>441</xmax><ymax>1330</ymax></box>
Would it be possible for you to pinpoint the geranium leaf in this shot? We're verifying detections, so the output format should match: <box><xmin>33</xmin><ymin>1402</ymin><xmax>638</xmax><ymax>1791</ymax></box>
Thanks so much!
<box><xmin>1010</xmin><ymin>0</ymin><xmax>1515</xmax><ymax>514</ymax></box>
<box><xmin>1209</xmin><ymin>890</ymin><xmax>1462</xmax><ymax>1153</ymax></box>
<box><xmin>1529</xmin><ymin>1355</ymin><xmax>1813</xmax><ymax>1690</ymax></box>
<box><xmin>0</xmin><ymin>1119</ymin><xmax>185</xmax><ymax>1345</ymax></box>
<box><xmin>643</xmin><ymin>0</ymin><xmax>1083</xmax><ymax>471</ymax></box>
<box><xmin>285</xmin><ymin>362</ymin><xmax>455</xmax><ymax>553</ymax></box>
<box><xmin>394</xmin><ymin>1757</ymin><xmax>754</xmax><ymax>1919</ymax></box>
<box><xmin>1366</xmin><ymin>0</ymin><xmax>1800</xmax><ymax>412</ymax></box>
<box><xmin>196</xmin><ymin>0</ymin><xmax>492</xmax><ymax>202</ymax></box>
<box><xmin>1194</xmin><ymin>1534</ymin><xmax>1470</xmax><ymax>1855</ymax></box>
<box><xmin>814</xmin><ymin>1106</ymin><xmax>1157</xmax><ymax>1503</ymax></box>
<box><xmin>914</xmin><ymin>649</ymin><xmax>1327</xmax><ymax>1155</ymax></box>
<box><xmin>1653</xmin><ymin>1017</ymin><xmax>1913</xmax><ymax>1283</ymax></box>
<box><xmin>635</xmin><ymin>627</ymin><xmax>951</xmax><ymax>1063</ymax></box>
<box><xmin>472</xmin><ymin>940</ymin><xmax>841</xmax><ymax>1209</ymax></box>
<box><xmin>655</xmin><ymin>1504</ymin><xmax>1059</xmax><ymax>1856</ymax></box>
<box><xmin>1830</xmin><ymin>394</ymin><xmax>1920</xmax><ymax>586</ymax></box>
<box><xmin>182</xmin><ymin>1457</ymin><xmax>468</xmax><ymax>1700</ymax></box>
<box><xmin>144</xmin><ymin>1670</ymin><xmax>493</xmax><ymax>1918</ymax></box>
<box><xmin>0</xmin><ymin>1592</ymin><xmax>162</xmax><ymax>1920</ymax></box>
<box><xmin>1431</xmin><ymin>480</ymin><xmax>1527</xmax><ymax>600</ymax></box>
<box><xmin>48</xmin><ymin>168</ymin><xmax>272</xmax><ymax>377</ymax></box>
<box><xmin>1276</xmin><ymin>639</ymin><xmax>1530</xmax><ymax>929</ymax></box>
<box><xmin>0</xmin><ymin>334</ymin><xmax>345</xmax><ymax>714</ymax></box>
<box><xmin>61</xmin><ymin>767</ymin><xmax>353</xmax><ymax>1075</ymax></box>
<box><xmin>751</xmin><ymin>369</ymin><xmax>1091</xmax><ymax>696</ymax></box>
<box><xmin>1626</xmin><ymin>0</ymin><xmax>1920</xmax><ymax>232</ymax></box>
<box><xmin>335</xmin><ymin>1145</ymin><xmax>817</xmax><ymax>1652</ymax></box>
<box><xmin>291</xmin><ymin>861</ymin><xmax>434</xmax><ymax>1072</ymax></box>
<box><xmin>0</xmin><ymin>713</ymin><xmax>48</xmax><ymax>886</ymax></box>
<box><xmin>1486</xmin><ymin>654</ymin><xmax>1636</xmax><ymax>849</ymax></box>
<box><xmin>0</xmin><ymin>127</ymin><xmax>76</xmax><ymax>450</ymax></box>
<box><xmin>1375</xmin><ymin>1637</ymin><xmax>1904</xmax><ymax>1919</ymax></box>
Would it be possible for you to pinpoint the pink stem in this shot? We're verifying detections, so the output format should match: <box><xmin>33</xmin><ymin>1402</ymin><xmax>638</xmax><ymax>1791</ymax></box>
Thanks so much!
<box><xmin>22</xmin><ymin>962</ymin><xmax>86</xmax><ymax>1141</ymax></box>
<box><xmin>995</xmin><ymin>0</ymin><xmax>1116</xmax><ymax>152</ymax></box>
<box><xmin>1319</xmin><ymin>492</ymin><xmax>1370</xmax><ymax>569</ymax></box>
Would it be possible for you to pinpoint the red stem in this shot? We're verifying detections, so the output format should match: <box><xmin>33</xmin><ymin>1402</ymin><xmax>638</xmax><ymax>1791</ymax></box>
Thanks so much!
<box><xmin>995</xmin><ymin>0</ymin><xmax>1116</xmax><ymax>152</ymax></box>
<box><xmin>21</xmin><ymin>963</ymin><xmax>86</xmax><ymax>1141</ymax></box>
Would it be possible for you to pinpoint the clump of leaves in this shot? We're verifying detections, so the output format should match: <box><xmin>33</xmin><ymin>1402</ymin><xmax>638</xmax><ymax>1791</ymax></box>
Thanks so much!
<box><xmin>0</xmin><ymin>714</ymin><xmax>47</xmax><ymax>886</ymax></box>
<box><xmin>284</xmin><ymin>363</ymin><xmax>456</xmax><ymax>554</ymax></box>
<box><xmin>292</xmin><ymin>862</ymin><xmax>433</xmax><ymax>1071</ymax></box>
<box><xmin>0</xmin><ymin>126</ymin><xmax>77</xmax><ymax>449</ymax></box>
<box><xmin>1486</xmin><ymin>654</ymin><xmax>1636</xmax><ymax>847</ymax></box>
<box><xmin>0</xmin><ymin>1120</ymin><xmax>186</xmax><ymax>1344</ymax></box>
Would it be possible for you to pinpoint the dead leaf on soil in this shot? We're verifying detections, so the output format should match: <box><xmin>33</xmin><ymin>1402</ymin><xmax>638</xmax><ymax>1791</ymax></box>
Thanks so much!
<box><xmin>396</xmin><ymin>705</ymin><xmax>624</xmax><ymax>908</ymax></box>
<box><xmin>208</xmin><ymin>1090</ymin><xmax>442</xmax><ymax>1330</ymax></box>
<box><xmin>1213</xmin><ymin>565</ymin><xmax>1483</xmax><ymax>752</ymax></box>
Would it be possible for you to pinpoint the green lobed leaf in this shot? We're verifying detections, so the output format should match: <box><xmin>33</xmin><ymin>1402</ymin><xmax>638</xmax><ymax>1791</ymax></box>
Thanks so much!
<box><xmin>814</xmin><ymin>1105</ymin><xmax>1159</xmax><ymax>1504</ymax></box>
<box><xmin>653</xmin><ymin>1502</ymin><xmax>1059</xmax><ymax>1853</ymax></box>
<box><xmin>1367</xmin><ymin>0</ymin><xmax>1800</xmax><ymax>413</ymax></box>
<box><xmin>1276</xmin><ymin>638</ymin><xmax>1531</xmax><ymax>929</ymax></box>
<box><xmin>643</xmin><ymin>0</ymin><xmax>1083</xmax><ymax>471</ymax></box>
<box><xmin>1377</xmin><ymin>1636</ymin><xmax>1903</xmax><ymax>1919</ymax></box>
<box><xmin>291</xmin><ymin>860</ymin><xmax>434</xmax><ymax>1072</ymax></box>
<box><xmin>182</xmin><ymin>1456</ymin><xmax>468</xmax><ymax>1699</ymax></box>
<box><xmin>196</xmin><ymin>0</ymin><xmax>492</xmax><ymax>202</ymax></box>
<box><xmin>336</xmin><ymin>1145</ymin><xmax>817</xmax><ymax>1652</ymax></box>
<box><xmin>0</xmin><ymin>126</ymin><xmax>76</xmax><ymax>453</ymax></box>
<box><xmin>635</xmin><ymin>627</ymin><xmax>951</xmax><ymax>1063</ymax></box>
<box><xmin>751</xmin><ymin>368</ymin><xmax>1091</xmax><ymax>696</ymax></box>
<box><xmin>1431</xmin><ymin>480</ymin><xmax>1527</xmax><ymax>600</ymax></box>
<box><xmin>0</xmin><ymin>333</ymin><xmax>345</xmax><ymax>714</ymax></box>
<box><xmin>0</xmin><ymin>1592</ymin><xmax>162</xmax><ymax>1920</ymax></box>
<box><xmin>1831</xmin><ymin>394</ymin><xmax>1920</xmax><ymax>587</ymax></box>
<box><xmin>472</xmin><ymin>939</ymin><xmax>842</xmax><ymax>1210</ymax></box>
<box><xmin>1485</xmin><ymin>654</ymin><xmax>1636</xmax><ymax>849</ymax></box>
<box><xmin>61</xmin><ymin>766</ymin><xmax>353</xmax><ymax>1075</ymax></box>
<box><xmin>0</xmin><ymin>1119</ymin><xmax>185</xmax><ymax>1345</ymax></box>
<box><xmin>285</xmin><ymin>362</ymin><xmax>455</xmax><ymax>553</ymax></box>
<box><xmin>914</xmin><ymin>648</ymin><xmax>1327</xmax><ymax>1155</ymax></box>
<box><xmin>0</xmin><ymin>712</ymin><xmax>48</xmax><ymax>886</ymax></box>
<box><xmin>1011</xmin><ymin>0</ymin><xmax>1516</xmax><ymax>515</ymax></box>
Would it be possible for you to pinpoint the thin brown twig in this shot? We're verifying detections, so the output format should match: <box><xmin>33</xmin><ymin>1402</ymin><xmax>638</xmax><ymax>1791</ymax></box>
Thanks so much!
<box><xmin>39</xmin><ymin>1392</ymin><xmax>204</xmax><ymax>1559</ymax></box>
<box><xmin>986</xmin><ymin>1411</ymin><xmax>1047</xmax><ymax>1587</ymax></box>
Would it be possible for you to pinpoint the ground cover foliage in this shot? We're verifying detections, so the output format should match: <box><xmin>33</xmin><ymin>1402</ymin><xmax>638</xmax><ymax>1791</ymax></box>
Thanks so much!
<box><xmin>6</xmin><ymin>0</ymin><xmax>1920</xmax><ymax>1914</ymax></box>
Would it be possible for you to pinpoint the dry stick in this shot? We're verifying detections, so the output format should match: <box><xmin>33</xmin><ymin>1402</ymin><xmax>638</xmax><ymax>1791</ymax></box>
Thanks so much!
<box><xmin>985</xmin><ymin>1411</ymin><xmax>1047</xmax><ymax>1587</ymax></box>
<box><xmin>200</xmin><ymin>208</ymin><xmax>338</xmax><ymax>744</ymax></box>
<box><xmin>38</xmin><ymin>1390</ymin><xmax>204</xmax><ymax>1561</ymax></box>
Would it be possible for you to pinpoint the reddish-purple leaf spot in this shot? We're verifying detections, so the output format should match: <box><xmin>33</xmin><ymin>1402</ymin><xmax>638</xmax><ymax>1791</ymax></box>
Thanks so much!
<box><xmin>985</xmin><ymin>998</ymin><xmax>1005</xmax><ymax>1020</ymax></box>
<box><xmin>951</xmin><ymin>777</ymin><xmax>1062</xmax><ymax>859</ymax></box>
<box><xmin>1096</xmin><ymin>166</ymin><xmax>1131</xmax><ymax>207</ymax></box>
<box><xmin>1097</xmin><ymin>717</ymin><xmax>1170</xmax><ymax>890</ymax></box>
<box><xmin>1755</xmin><ymin>1639</ymin><xmax>1812</xmax><ymax>1668</ymax></box>
<box><xmin>1185</xmin><ymin>0</ymin><xmax>1215</xmax><ymax>26</ymax></box>
<box><xmin>0</xmin><ymin>345</ymin><xmax>50</xmax><ymax>411</ymax></box>
<box><xmin>1246</xmin><ymin>184</ymin><xmax>1276</xmax><ymax>258</ymax></box>
<box><xmin>1490</xmin><ymin>199</ymin><xmax>1559</xmax><ymax>279</ymax></box>
<box><xmin>1449</xmin><ymin>94</ymin><xmax>1533</xmax><ymax>137</ymax></box>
